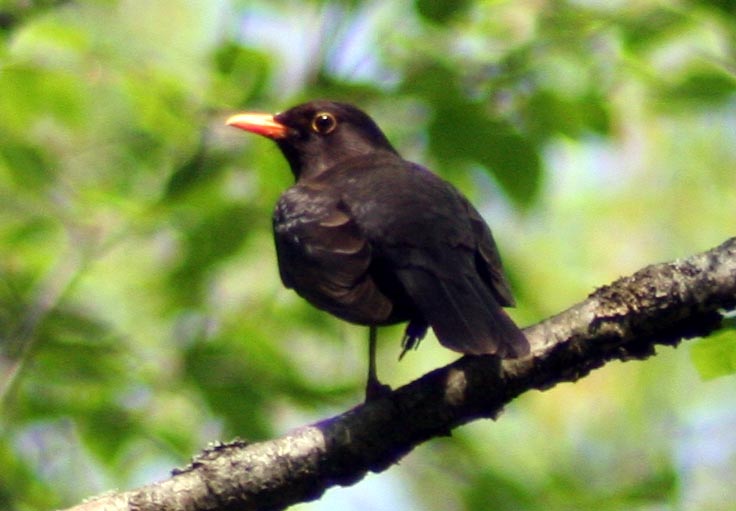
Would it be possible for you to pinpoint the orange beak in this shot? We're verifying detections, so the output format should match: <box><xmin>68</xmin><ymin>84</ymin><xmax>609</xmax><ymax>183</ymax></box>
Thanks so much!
<box><xmin>226</xmin><ymin>113</ymin><xmax>289</xmax><ymax>139</ymax></box>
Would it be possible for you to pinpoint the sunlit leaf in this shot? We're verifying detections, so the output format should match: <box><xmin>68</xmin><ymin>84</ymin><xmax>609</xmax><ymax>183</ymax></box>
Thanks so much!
<box><xmin>414</xmin><ymin>0</ymin><xmax>470</xmax><ymax>23</ymax></box>
<box><xmin>428</xmin><ymin>103</ymin><xmax>541</xmax><ymax>207</ymax></box>
<box><xmin>0</xmin><ymin>439</ymin><xmax>57</xmax><ymax>511</ymax></box>
<box><xmin>210</xmin><ymin>42</ymin><xmax>271</xmax><ymax>107</ymax></box>
<box><xmin>168</xmin><ymin>204</ymin><xmax>258</xmax><ymax>305</ymax></box>
<box><xmin>690</xmin><ymin>329</ymin><xmax>736</xmax><ymax>380</ymax></box>
<box><xmin>526</xmin><ymin>90</ymin><xmax>610</xmax><ymax>139</ymax></box>
<box><xmin>0</xmin><ymin>142</ymin><xmax>53</xmax><ymax>191</ymax></box>
<box><xmin>659</xmin><ymin>68</ymin><xmax>736</xmax><ymax>107</ymax></box>
<box><xmin>164</xmin><ymin>145</ymin><xmax>227</xmax><ymax>200</ymax></box>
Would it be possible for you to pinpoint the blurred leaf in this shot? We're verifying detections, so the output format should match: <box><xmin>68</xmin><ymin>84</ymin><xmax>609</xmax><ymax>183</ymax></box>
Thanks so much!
<box><xmin>428</xmin><ymin>104</ymin><xmax>541</xmax><ymax>207</ymax></box>
<box><xmin>1</xmin><ymin>216</ymin><xmax>58</xmax><ymax>247</ymax></box>
<box><xmin>0</xmin><ymin>272</ymin><xmax>27</xmax><ymax>347</ymax></box>
<box><xmin>404</xmin><ymin>63</ymin><xmax>542</xmax><ymax>206</ymax></box>
<box><xmin>210</xmin><ymin>42</ymin><xmax>271</xmax><ymax>108</ymax></box>
<box><xmin>0</xmin><ymin>439</ymin><xmax>57</xmax><ymax>511</ymax></box>
<box><xmin>619</xmin><ymin>9</ymin><xmax>687</xmax><ymax>50</ymax></box>
<box><xmin>78</xmin><ymin>405</ymin><xmax>140</xmax><ymax>461</ymax></box>
<box><xmin>401</xmin><ymin>61</ymin><xmax>458</xmax><ymax>104</ymax></box>
<box><xmin>0</xmin><ymin>0</ymin><xmax>76</xmax><ymax>35</ymax></box>
<box><xmin>0</xmin><ymin>66</ymin><xmax>88</xmax><ymax>132</ymax></box>
<box><xmin>526</xmin><ymin>90</ymin><xmax>610</xmax><ymax>139</ymax></box>
<box><xmin>10</xmin><ymin>305</ymin><xmax>141</xmax><ymax>464</ymax></box>
<box><xmin>690</xmin><ymin>329</ymin><xmax>736</xmax><ymax>380</ymax></box>
<box><xmin>121</xmin><ymin>73</ymin><xmax>194</xmax><ymax>144</ymax></box>
<box><xmin>699</xmin><ymin>0</ymin><xmax>736</xmax><ymax>15</ymax></box>
<box><xmin>12</xmin><ymin>305</ymin><xmax>127</xmax><ymax>416</ymax></box>
<box><xmin>169</xmin><ymin>204</ymin><xmax>257</xmax><ymax>305</ymax></box>
<box><xmin>619</xmin><ymin>463</ymin><xmax>678</xmax><ymax>502</ymax></box>
<box><xmin>463</xmin><ymin>469</ymin><xmax>535</xmax><ymax>511</ymax></box>
<box><xmin>164</xmin><ymin>144</ymin><xmax>227</xmax><ymax>201</ymax></box>
<box><xmin>184</xmin><ymin>336</ymin><xmax>279</xmax><ymax>440</ymax></box>
<box><xmin>10</xmin><ymin>9</ymin><xmax>89</xmax><ymax>63</ymax></box>
<box><xmin>659</xmin><ymin>67</ymin><xmax>736</xmax><ymax>107</ymax></box>
<box><xmin>0</xmin><ymin>142</ymin><xmax>53</xmax><ymax>191</ymax></box>
<box><xmin>414</xmin><ymin>0</ymin><xmax>470</xmax><ymax>23</ymax></box>
<box><xmin>305</xmin><ymin>70</ymin><xmax>384</xmax><ymax>105</ymax></box>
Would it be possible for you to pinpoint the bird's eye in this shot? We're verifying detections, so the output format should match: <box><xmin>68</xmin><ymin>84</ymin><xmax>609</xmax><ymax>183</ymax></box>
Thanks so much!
<box><xmin>311</xmin><ymin>112</ymin><xmax>337</xmax><ymax>135</ymax></box>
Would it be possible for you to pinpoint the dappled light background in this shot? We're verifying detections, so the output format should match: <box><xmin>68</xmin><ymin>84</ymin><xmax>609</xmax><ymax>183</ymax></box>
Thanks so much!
<box><xmin>1</xmin><ymin>1</ymin><xmax>735</xmax><ymax>510</ymax></box>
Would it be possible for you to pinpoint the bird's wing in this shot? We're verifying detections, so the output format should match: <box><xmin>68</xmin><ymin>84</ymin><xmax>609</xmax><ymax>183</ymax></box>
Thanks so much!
<box><xmin>467</xmin><ymin>202</ymin><xmax>517</xmax><ymax>307</ymax></box>
<box><xmin>273</xmin><ymin>185</ymin><xmax>393</xmax><ymax>324</ymax></box>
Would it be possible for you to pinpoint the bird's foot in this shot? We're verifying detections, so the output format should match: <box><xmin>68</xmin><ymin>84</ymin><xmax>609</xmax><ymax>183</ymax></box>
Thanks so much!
<box><xmin>364</xmin><ymin>378</ymin><xmax>392</xmax><ymax>402</ymax></box>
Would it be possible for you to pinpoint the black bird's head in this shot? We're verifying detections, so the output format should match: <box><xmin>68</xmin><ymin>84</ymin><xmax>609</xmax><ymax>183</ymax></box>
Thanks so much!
<box><xmin>227</xmin><ymin>100</ymin><xmax>398</xmax><ymax>179</ymax></box>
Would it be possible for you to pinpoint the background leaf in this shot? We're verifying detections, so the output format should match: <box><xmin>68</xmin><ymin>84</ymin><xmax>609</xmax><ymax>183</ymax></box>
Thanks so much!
<box><xmin>690</xmin><ymin>329</ymin><xmax>736</xmax><ymax>381</ymax></box>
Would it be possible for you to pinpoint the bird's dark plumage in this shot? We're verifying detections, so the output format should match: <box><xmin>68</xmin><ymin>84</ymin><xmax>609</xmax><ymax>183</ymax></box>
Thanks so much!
<box><xmin>227</xmin><ymin>100</ymin><xmax>529</xmax><ymax>396</ymax></box>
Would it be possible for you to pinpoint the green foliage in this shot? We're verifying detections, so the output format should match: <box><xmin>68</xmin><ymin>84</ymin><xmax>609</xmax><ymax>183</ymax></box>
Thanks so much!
<box><xmin>659</xmin><ymin>66</ymin><xmax>736</xmax><ymax>107</ymax></box>
<box><xmin>1</xmin><ymin>1</ymin><xmax>735</xmax><ymax>510</ymax></box>
<box><xmin>414</xmin><ymin>0</ymin><xmax>470</xmax><ymax>24</ymax></box>
<box><xmin>403</xmin><ymin>63</ymin><xmax>542</xmax><ymax>206</ymax></box>
<box><xmin>690</xmin><ymin>328</ymin><xmax>736</xmax><ymax>380</ymax></box>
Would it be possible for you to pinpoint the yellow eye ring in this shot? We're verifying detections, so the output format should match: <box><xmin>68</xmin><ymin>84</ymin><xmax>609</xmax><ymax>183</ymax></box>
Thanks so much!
<box><xmin>311</xmin><ymin>112</ymin><xmax>337</xmax><ymax>134</ymax></box>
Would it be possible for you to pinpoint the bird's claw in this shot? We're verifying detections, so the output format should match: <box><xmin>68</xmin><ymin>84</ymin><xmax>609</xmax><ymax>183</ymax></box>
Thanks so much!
<box><xmin>364</xmin><ymin>379</ymin><xmax>392</xmax><ymax>401</ymax></box>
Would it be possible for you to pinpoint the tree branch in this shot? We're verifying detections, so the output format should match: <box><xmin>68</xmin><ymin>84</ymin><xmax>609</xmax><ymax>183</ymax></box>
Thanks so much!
<box><xmin>63</xmin><ymin>237</ymin><xmax>736</xmax><ymax>511</ymax></box>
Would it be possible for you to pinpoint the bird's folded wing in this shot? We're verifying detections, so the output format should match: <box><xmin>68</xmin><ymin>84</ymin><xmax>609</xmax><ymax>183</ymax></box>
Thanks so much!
<box><xmin>274</xmin><ymin>194</ymin><xmax>393</xmax><ymax>324</ymax></box>
<box><xmin>466</xmin><ymin>202</ymin><xmax>517</xmax><ymax>308</ymax></box>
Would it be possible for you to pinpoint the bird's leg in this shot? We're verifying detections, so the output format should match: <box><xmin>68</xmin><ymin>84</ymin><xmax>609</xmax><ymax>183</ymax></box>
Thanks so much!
<box><xmin>365</xmin><ymin>326</ymin><xmax>391</xmax><ymax>401</ymax></box>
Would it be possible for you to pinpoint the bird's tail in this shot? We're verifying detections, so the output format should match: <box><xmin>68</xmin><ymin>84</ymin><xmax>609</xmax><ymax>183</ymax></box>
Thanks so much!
<box><xmin>396</xmin><ymin>267</ymin><xmax>529</xmax><ymax>358</ymax></box>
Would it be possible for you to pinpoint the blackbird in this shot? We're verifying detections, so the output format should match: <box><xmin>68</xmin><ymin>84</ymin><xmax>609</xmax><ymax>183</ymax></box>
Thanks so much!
<box><xmin>227</xmin><ymin>100</ymin><xmax>528</xmax><ymax>399</ymax></box>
